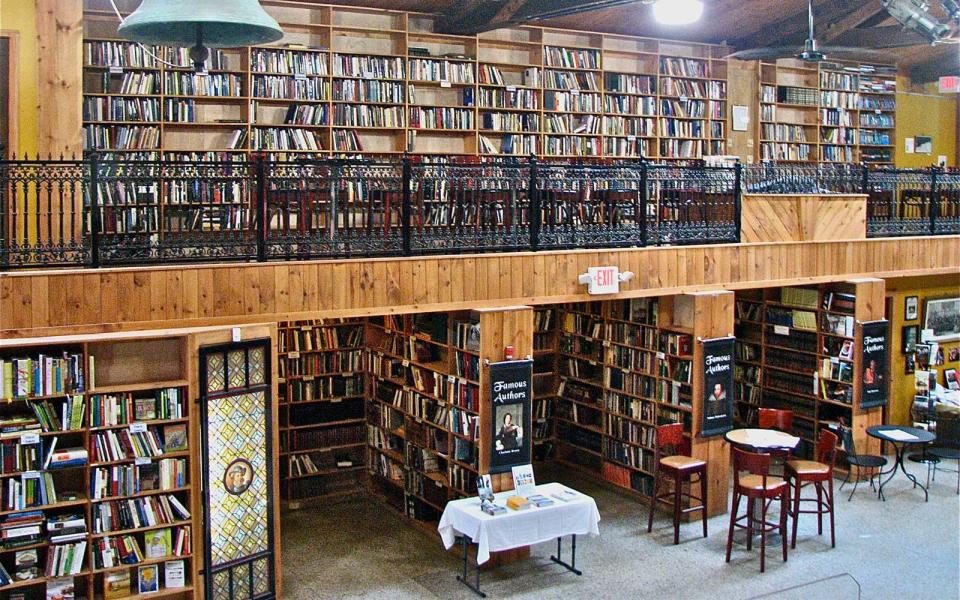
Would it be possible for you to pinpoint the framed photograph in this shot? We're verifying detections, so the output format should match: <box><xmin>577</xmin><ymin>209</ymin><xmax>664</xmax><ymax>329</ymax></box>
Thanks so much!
<box><xmin>946</xmin><ymin>368</ymin><xmax>960</xmax><ymax>391</ymax></box>
<box><xmin>905</xmin><ymin>296</ymin><xmax>919</xmax><ymax>321</ymax></box>
<box><xmin>902</xmin><ymin>325</ymin><xmax>919</xmax><ymax>354</ymax></box>
<box><xmin>905</xmin><ymin>354</ymin><xmax>915</xmax><ymax>374</ymax></box>
<box><xmin>950</xmin><ymin>347</ymin><xmax>960</xmax><ymax>362</ymax></box>
<box><xmin>923</xmin><ymin>297</ymin><xmax>960</xmax><ymax>342</ymax></box>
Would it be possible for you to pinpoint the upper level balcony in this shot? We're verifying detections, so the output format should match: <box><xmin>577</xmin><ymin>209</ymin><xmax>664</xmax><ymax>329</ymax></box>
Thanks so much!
<box><xmin>1</xmin><ymin>156</ymin><xmax>957</xmax><ymax>270</ymax></box>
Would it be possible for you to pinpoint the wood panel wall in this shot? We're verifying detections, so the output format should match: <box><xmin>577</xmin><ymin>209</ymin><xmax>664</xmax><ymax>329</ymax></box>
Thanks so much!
<box><xmin>850</xmin><ymin>278</ymin><xmax>886</xmax><ymax>458</ymax></box>
<box><xmin>741</xmin><ymin>195</ymin><xmax>868</xmax><ymax>242</ymax></box>
<box><xmin>36</xmin><ymin>0</ymin><xmax>82</xmax><ymax>158</ymax></box>
<box><xmin>1</xmin><ymin>237</ymin><xmax>957</xmax><ymax>338</ymax></box>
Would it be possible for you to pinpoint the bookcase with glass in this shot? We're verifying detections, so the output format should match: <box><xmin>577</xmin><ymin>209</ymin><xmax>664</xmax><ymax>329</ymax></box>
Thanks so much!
<box><xmin>553</xmin><ymin>296</ymin><xmax>692</xmax><ymax>498</ymax></box>
<box><xmin>276</xmin><ymin>320</ymin><xmax>367</xmax><ymax>507</ymax></box>
<box><xmin>734</xmin><ymin>284</ymin><xmax>861</xmax><ymax>462</ymax></box>
<box><xmin>0</xmin><ymin>336</ymin><xmax>194</xmax><ymax>599</ymax></box>
<box><xmin>365</xmin><ymin>311</ymin><xmax>481</xmax><ymax>526</ymax></box>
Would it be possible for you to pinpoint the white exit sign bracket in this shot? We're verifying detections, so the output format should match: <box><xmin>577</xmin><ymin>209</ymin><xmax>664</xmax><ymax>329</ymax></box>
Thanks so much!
<box><xmin>578</xmin><ymin>266</ymin><xmax>634</xmax><ymax>295</ymax></box>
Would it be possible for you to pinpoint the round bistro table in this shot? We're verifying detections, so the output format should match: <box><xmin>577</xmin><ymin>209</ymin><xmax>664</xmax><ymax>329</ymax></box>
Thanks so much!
<box><xmin>725</xmin><ymin>428</ymin><xmax>802</xmax><ymax>453</ymax></box>
<box><xmin>867</xmin><ymin>425</ymin><xmax>936</xmax><ymax>502</ymax></box>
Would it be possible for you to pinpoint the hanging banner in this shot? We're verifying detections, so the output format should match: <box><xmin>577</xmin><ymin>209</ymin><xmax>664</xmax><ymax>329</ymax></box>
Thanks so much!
<box><xmin>861</xmin><ymin>320</ymin><xmax>890</xmax><ymax>409</ymax></box>
<box><xmin>701</xmin><ymin>337</ymin><xmax>735</xmax><ymax>438</ymax></box>
<box><xmin>488</xmin><ymin>359</ymin><xmax>533</xmax><ymax>474</ymax></box>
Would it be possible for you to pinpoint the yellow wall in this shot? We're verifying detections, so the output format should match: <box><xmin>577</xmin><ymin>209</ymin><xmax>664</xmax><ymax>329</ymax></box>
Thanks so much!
<box><xmin>887</xmin><ymin>280</ymin><xmax>960</xmax><ymax>426</ymax></box>
<box><xmin>895</xmin><ymin>80</ymin><xmax>958</xmax><ymax>169</ymax></box>
<box><xmin>0</xmin><ymin>0</ymin><xmax>39</xmax><ymax>157</ymax></box>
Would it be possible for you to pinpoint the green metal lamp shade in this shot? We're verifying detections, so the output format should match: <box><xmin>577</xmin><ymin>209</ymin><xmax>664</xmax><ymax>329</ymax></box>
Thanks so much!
<box><xmin>118</xmin><ymin>0</ymin><xmax>283</xmax><ymax>48</ymax></box>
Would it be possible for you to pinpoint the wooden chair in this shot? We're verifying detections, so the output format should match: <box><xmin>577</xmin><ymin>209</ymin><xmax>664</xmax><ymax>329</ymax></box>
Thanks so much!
<box><xmin>785</xmin><ymin>430</ymin><xmax>838</xmax><ymax>549</ymax></box>
<box><xmin>759</xmin><ymin>407</ymin><xmax>795</xmax><ymax>470</ymax></box>
<box><xmin>725</xmin><ymin>448</ymin><xmax>789</xmax><ymax>573</ymax></box>
<box><xmin>838</xmin><ymin>426</ymin><xmax>887</xmax><ymax>501</ymax></box>
<box><xmin>646</xmin><ymin>423</ymin><xmax>708</xmax><ymax>545</ymax></box>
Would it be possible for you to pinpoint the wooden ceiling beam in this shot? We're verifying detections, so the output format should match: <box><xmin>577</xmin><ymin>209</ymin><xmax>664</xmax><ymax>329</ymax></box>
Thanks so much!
<box><xmin>830</xmin><ymin>25</ymin><xmax>929</xmax><ymax>48</ymax></box>
<box><xmin>437</xmin><ymin>0</ymin><xmax>643</xmax><ymax>35</ymax></box>
<box><xmin>911</xmin><ymin>51</ymin><xmax>959</xmax><ymax>83</ymax></box>
<box><xmin>818</xmin><ymin>1</ymin><xmax>885</xmax><ymax>43</ymax></box>
<box><xmin>729</xmin><ymin>0</ymin><xmax>864</xmax><ymax>51</ymax></box>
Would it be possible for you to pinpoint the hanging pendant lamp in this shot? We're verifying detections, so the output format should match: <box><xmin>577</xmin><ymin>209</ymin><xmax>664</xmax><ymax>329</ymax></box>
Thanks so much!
<box><xmin>119</xmin><ymin>0</ymin><xmax>283</xmax><ymax>70</ymax></box>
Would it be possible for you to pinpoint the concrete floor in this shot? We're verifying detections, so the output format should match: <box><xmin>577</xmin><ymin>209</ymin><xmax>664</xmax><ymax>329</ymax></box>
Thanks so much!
<box><xmin>280</xmin><ymin>461</ymin><xmax>960</xmax><ymax>600</ymax></box>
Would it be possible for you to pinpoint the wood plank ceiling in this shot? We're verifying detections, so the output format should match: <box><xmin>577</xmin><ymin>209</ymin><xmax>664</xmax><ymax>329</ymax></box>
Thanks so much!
<box><xmin>296</xmin><ymin>0</ymin><xmax>957</xmax><ymax>81</ymax></box>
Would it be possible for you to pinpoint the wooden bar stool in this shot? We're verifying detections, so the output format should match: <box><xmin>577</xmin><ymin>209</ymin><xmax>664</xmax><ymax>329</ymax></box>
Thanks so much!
<box><xmin>646</xmin><ymin>423</ymin><xmax>708</xmax><ymax>545</ymax></box>
<box><xmin>785</xmin><ymin>430</ymin><xmax>838</xmax><ymax>549</ymax></box>
<box><xmin>725</xmin><ymin>448</ymin><xmax>789</xmax><ymax>573</ymax></box>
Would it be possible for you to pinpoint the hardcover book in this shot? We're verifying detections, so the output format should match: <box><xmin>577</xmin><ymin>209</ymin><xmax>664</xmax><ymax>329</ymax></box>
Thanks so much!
<box><xmin>163</xmin><ymin>424</ymin><xmax>188</xmax><ymax>452</ymax></box>
<box><xmin>134</xmin><ymin>398</ymin><xmax>156</xmax><ymax>421</ymax></box>
<box><xmin>165</xmin><ymin>559</ymin><xmax>186</xmax><ymax>588</ymax></box>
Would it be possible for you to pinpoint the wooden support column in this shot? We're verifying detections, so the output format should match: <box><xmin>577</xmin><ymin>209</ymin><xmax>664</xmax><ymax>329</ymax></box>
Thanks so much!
<box><xmin>36</xmin><ymin>0</ymin><xmax>83</xmax><ymax>158</ymax></box>
<box><xmin>476</xmin><ymin>305</ymin><xmax>534</xmax><ymax>565</ymax></box>
<box><xmin>687</xmin><ymin>291</ymin><xmax>735</xmax><ymax>517</ymax></box>
<box><xmin>849</xmin><ymin>278</ymin><xmax>886</xmax><ymax>457</ymax></box>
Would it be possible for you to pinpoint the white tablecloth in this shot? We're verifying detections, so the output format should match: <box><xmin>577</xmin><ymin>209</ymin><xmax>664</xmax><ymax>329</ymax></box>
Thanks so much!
<box><xmin>726</xmin><ymin>428</ymin><xmax>801</xmax><ymax>450</ymax></box>
<box><xmin>437</xmin><ymin>482</ymin><xmax>601</xmax><ymax>565</ymax></box>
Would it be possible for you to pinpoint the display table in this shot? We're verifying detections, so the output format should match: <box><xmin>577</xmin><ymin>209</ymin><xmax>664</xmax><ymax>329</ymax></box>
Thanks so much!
<box><xmin>867</xmin><ymin>425</ymin><xmax>937</xmax><ymax>502</ymax></box>
<box><xmin>437</xmin><ymin>482</ymin><xmax>601</xmax><ymax>597</ymax></box>
<box><xmin>724</xmin><ymin>428</ymin><xmax>802</xmax><ymax>452</ymax></box>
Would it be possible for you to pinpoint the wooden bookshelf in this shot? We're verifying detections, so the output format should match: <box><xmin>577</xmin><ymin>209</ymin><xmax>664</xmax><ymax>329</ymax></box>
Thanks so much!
<box><xmin>734</xmin><ymin>282</ymin><xmax>884</xmax><ymax>466</ymax></box>
<box><xmin>0</xmin><ymin>338</ymin><xmax>194</xmax><ymax>599</ymax></box>
<box><xmin>81</xmin><ymin>1</ymin><xmax>732</xmax><ymax>160</ymax></box>
<box><xmin>532</xmin><ymin>308</ymin><xmax>558</xmax><ymax>459</ymax></box>
<box><xmin>553</xmin><ymin>297</ymin><xmax>694</xmax><ymax>499</ymax></box>
<box><xmin>364</xmin><ymin>311</ymin><xmax>481</xmax><ymax>525</ymax></box>
<box><xmin>756</xmin><ymin>59</ymin><xmax>896</xmax><ymax>165</ymax></box>
<box><xmin>276</xmin><ymin>319</ymin><xmax>367</xmax><ymax>508</ymax></box>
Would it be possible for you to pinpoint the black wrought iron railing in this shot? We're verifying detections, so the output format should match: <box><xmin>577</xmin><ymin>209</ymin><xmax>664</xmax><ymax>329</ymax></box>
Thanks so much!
<box><xmin>0</xmin><ymin>155</ymin><xmax>955</xmax><ymax>270</ymax></box>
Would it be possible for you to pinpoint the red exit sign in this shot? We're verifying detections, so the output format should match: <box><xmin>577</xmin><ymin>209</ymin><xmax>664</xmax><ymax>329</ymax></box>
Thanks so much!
<box><xmin>940</xmin><ymin>76</ymin><xmax>960</xmax><ymax>94</ymax></box>
<box><xmin>586</xmin><ymin>266</ymin><xmax>620</xmax><ymax>295</ymax></box>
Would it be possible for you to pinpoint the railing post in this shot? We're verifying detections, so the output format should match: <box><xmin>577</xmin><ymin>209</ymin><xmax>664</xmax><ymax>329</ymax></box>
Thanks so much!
<box><xmin>529</xmin><ymin>154</ymin><xmax>541</xmax><ymax>252</ymax></box>
<box><xmin>401</xmin><ymin>154</ymin><xmax>412</xmax><ymax>256</ymax></box>
<box><xmin>930</xmin><ymin>166</ymin><xmax>940</xmax><ymax>235</ymax></box>
<box><xmin>89</xmin><ymin>152</ymin><xmax>101</xmax><ymax>268</ymax></box>
<box><xmin>733</xmin><ymin>160</ymin><xmax>742</xmax><ymax>244</ymax></box>
<box><xmin>639</xmin><ymin>158</ymin><xmax>648</xmax><ymax>247</ymax></box>
<box><xmin>255</xmin><ymin>154</ymin><xmax>268</xmax><ymax>262</ymax></box>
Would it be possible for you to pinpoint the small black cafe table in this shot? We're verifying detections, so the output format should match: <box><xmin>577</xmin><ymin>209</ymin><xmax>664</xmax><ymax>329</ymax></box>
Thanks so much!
<box><xmin>866</xmin><ymin>425</ymin><xmax>936</xmax><ymax>502</ymax></box>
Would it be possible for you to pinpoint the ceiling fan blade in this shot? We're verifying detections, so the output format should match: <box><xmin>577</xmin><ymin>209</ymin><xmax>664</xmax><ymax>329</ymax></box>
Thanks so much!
<box><xmin>727</xmin><ymin>47</ymin><xmax>803</xmax><ymax>61</ymax></box>
<box><xmin>817</xmin><ymin>46</ymin><xmax>896</xmax><ymax>62</ymax></box>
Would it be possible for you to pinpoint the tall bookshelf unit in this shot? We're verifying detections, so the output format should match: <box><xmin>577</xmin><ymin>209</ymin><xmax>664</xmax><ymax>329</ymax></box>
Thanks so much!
<box><xmin>81</xmin><ymin>1</ymin><xmax>732</xmax><ymax>160</ymax></box>
<box><xmin>532</xmin><ymin>308</ymin><xmax>559</xmax><ymax>459</ymax></box>
<box><xmin>553</xmin><ymin>297</ymin><xmax>694</xmax><ymax>499</ymax></box>
<box><xmin>757</xmin><ymin>59</ymin><xmax>896</xmax><ymax>165</ymax></box>
<box><xmin>365</xmin><ymin>312</ymin><xmax>481</xmax><ymax>526</ymax></box>
<box><xmin>734</xmin><ymin>283</ymin><xmax>881</xmax><ymax>465</ymax></box>
<box><xmin>0</xmin><ymin>336</ymin><xmax>196</xmax><ymax>600</ymax></box>
<box><xmin>276</xmin><ymin>319</ymin><xmax>367</xmax><ymax>507</ymax></box>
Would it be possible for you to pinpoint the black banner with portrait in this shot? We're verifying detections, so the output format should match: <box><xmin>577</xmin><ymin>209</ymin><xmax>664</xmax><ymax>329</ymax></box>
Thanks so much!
<box><xmin>701</xmin><ymin>337</ymin><xmax>735</xmax><ymax>438</ymax></box>
<box><xmin>861</xmin><ymin>320</ymin><xmax>889</xmax><ymax>409</ymax></box>
<box><xmin>489</xmin><ymin>359</ymin><xmax>533</xmax><ymax>474</ymax></box>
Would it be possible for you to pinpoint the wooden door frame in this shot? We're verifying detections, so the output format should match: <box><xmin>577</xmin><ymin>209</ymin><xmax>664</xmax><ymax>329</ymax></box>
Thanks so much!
<box><xmin>0</xmin><ymin>29</ymin><xmax>19</xmax><ymax>158</ymax></box>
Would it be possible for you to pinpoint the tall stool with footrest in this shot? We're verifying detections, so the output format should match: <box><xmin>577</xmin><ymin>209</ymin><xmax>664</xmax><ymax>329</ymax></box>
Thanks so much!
<box><xmin>646</xmin><ymin>423</ymin><xmax>708</xmax><ymax>545</ymax></box>
<box><xmin>725</xmin><ymin>448</ymin><xmax>789</xmax><ymax>573</ymax></box>
<box><xmin>785</xmin><ymin>430</ymin><xmax>838</xmax><ymax>549</ymax></box>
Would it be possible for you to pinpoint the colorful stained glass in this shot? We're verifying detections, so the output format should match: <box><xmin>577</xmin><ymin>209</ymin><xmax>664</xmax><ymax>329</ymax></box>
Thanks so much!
<box><xmin>233</xmin><ymin>564</ymin><xmax>251</xmax><ymax>598</ymax></box>
<box><xmin>248</xmin><ymin>347</ymin><xmax>266</xmax><ymax>386</ymax></box>
<box><xmin>206</xmin><ymin>352</ymin><xmax>225</xmax><ymax>393</ymax></box>
<box><xmin>252</xmin><ymin>557</ymin><xmax>270</xmax><ymax>596</ymax></box>
<box><xmin>213</xmin><ymin>570</ymin><xmax>231</xmax><ymax>600</ymax></box>
<box><xmin>228</xmin><ymin>350</ymin><xmax>247</xmax><ymax>389</ymax></box>
<box><xmin>207</xmin><ymin>390</ymin><xmax>270</xmax><ymax>566</ymax></box>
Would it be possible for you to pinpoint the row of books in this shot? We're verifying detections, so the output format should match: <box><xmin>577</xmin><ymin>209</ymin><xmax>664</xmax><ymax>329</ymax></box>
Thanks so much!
<box><xmin>252</xmin><ymin>48</ymin><xmax>328</xmax><ymax>75</ymax></box>
<box><xmin>281</xmin><ymin>324</ymin><xmax>364</xmax><ymax>353</ymax></box>
<box><xmin>84</xmin><ymin>41</ymin><xmax>227</xmax><ymax>69</ymax></box>
<box><xmin>283</xmin><ymin>373</ymin><xmax>364</xmax><ymax>403</ymax></box>
<box><xmin>83</xmin><ymin>125</ymin><xmax>161</xmax><ymax>150</ymax></box>
<box><xmin>478</xmin><ymin>134</ymin><xmax>537</xmax><ymax>156</ymax></box>
<box><xmin>660</xmin><ymin>139</ymin><xmax>713</xmax><ymax>158</ymax></box>
<box><xmin>332</xmin><ymin>55</ymin><xmax>405</xmax><ymax>79</ymax></box>
<box><xmin>95</xmin><ymin>526</ymin><xmax>190</xmax><ymax>570</ymax></box>
<box><xmin>544</xmin><ymin>90</ymin><xmax>601</xmax><ymax>112</ymax></box>
<box><xmin>660</xmin><ymin>78</ymin><xmax>726</xmax><ymax>99</ymax></box>
<box><xmin>279</xmin><ymin>350</ymin><xmax>364</xmax><ymax>378</ymax></box>
<box><xmin>1</xmin><ymin>354</ymin><xmax>86</xmax><ymax>400</ymax></box>
<box><xmin>606</xmin><ymin>95</ymin><xmax>656</xmax><ymax>116</ymax></box>
<box><xmin>480</xmin><ymin>112</ymin><xmax>539</xmax><ymax>132</ymax></box>
<box><xmin>409</xmin><ymin>107</ymin><xmax>475</xmax><ymax>130</ymax></box>
<box><xmin>4</xmin><ymin>473</ymin><xmax>59</xmax><ymax>511</ymax></box>
<box><xmin>253</xmin><ymin>75</ymin><xmax>329</xmax><ymax>101</ymax></box>
<box><xmin>605</xmin><ymin>73</ymin><xmax>655</xmax><ymax>94</ymax></box>
<box><xmin>761</xmin><ymin>143</ymin><xmax>812</xmax><ymax>162</ymax></box>
<box><xmin>545</xmin><ymin>114</ymin><xmax>600</xmax><ymax>134</ymax></box>
<box><xmin>545</xmin><ymin>46</ymin><xmax>600</xmax><ymax>70</ymax></box>
<box><xmin>91</xmin><ymin>458</ymin><xmax>188</xmax><ymax>499</ymax></box>
<box><xmin>860</xmin><ymin>113</ymin><xmax>895</xmax><ymax>128</ymax></box>
<box><xmin>45</xmin><ymin>541</ymin><xmax>87</xmax><ymax>577</ymax></box>
<box><xmin>90</xmin><ymin>427</ymin><xmax>170</xmax><ymax>463</ymax></box>
<box><xmin>251</xmin><ymin>128</ymin><xmax>325</xmax><ymax>151</ymax></box>
<box><xmin>544</xmin><ymin>136</ymin><xmax>601</xmax><ymax>156</ymax></box>
<box><xmin>333</xmin><ymin>79</ymin><xmax>405</xmax><ymax>103</ymax></box>
<box><xmin>92</xmin><ymin>493</ymin><xmax>191</xmax><ymax>534</ymax></box>
<box><xmin>84</xmin><ymin>97</ymin><xmax>161</xmax><ymax>122</ymax></box>
<box><xmin>409</xmin><ymin>59</ymin><xmax>475</xmax><ymax>84</ymax></box>
<box><xmin>164</xmin><ymin>73</ymin><xmax>243</xmax><ymax>97</ymax></box>
<box><xmin>478</xmin><ymin>88</ymin><xmax>538</xmax><ymax>110</ymax></box>
<box><xmin>762</xmin><ymin>124</ymin><xmax>808</xmax><ymax>143</ymax></box>
<box><xmin>659</xmin><ymin>57</ymin><xmax>710</xmax><ymax>78</ymax></box>
<box><xmin>91</xmin><ymin>388</ymin><xmax>183</xmax><ymax>427</ymax></box>
<box><xmin>544</xmin><ymin>70</ymin><xmax>600</xmax><ymax>91</ymax></box>
<box><xmin>860</xmin><ymin>131</ymin><xmax>892</xmax><ymax>146</ymax></box>
<box><xmin>285</xmin><ymin>424</ymin><xmax>365</xmax><ymax>452</ymax></box>
<box><xmin>660</xmin><ymin>98</ymin><xmax>722</xmax><ymax>119</ymax></box>
<box><xmin>821</xmin><ymin>91</ymin><xmax>858</xmax><ymax>110</ymax></box>
<box><xmin>332</xmin><ymin>104</ymin><xmax>405</xmax><ymax>128</ymax></box>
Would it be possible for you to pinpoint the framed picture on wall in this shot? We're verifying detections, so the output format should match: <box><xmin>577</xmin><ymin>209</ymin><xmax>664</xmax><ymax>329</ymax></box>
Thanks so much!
<box><xmin>923</xmin><ymin>297</ymin><xmax>960</xmax><ymax>342</ymax></box>
<box><xmin>905</xmin><ymin>296</ymin><xmax>919</xmax><ymax>321</ymax></box>
<box><xmin>902</xmin><ymin>325</ymin><xmax>919</xmax><ymax>354</ymax></box>
<box><xmin>905</xmin><ymin>354</ymin><xmax>915</xmax><ymax>374</ymax></box>
<box><xmin>950</xmin><ymin>347</ymin><xmax>960</xmax><ymax>362</ymax></box>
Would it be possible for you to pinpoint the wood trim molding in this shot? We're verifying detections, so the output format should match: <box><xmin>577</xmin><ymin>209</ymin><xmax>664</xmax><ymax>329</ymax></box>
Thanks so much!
<box><xmin>0</xmin><ymin>237</ymin><xmax>957</xmax><ymax>338</ymax></box>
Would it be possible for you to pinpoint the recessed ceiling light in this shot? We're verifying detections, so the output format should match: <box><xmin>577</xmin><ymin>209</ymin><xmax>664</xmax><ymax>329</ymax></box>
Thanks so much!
<box><xmin>652</xmin><ymin>0</ymin><xmax>704</xmax><ymax>25</ymax></box>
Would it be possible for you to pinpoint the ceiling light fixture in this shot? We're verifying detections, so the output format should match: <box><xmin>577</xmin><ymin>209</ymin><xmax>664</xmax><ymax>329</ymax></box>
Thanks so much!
<box><xmin>651</xmin><ymin>0</ymin><xmax>704</xmax><ymax>26</ymax></box>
